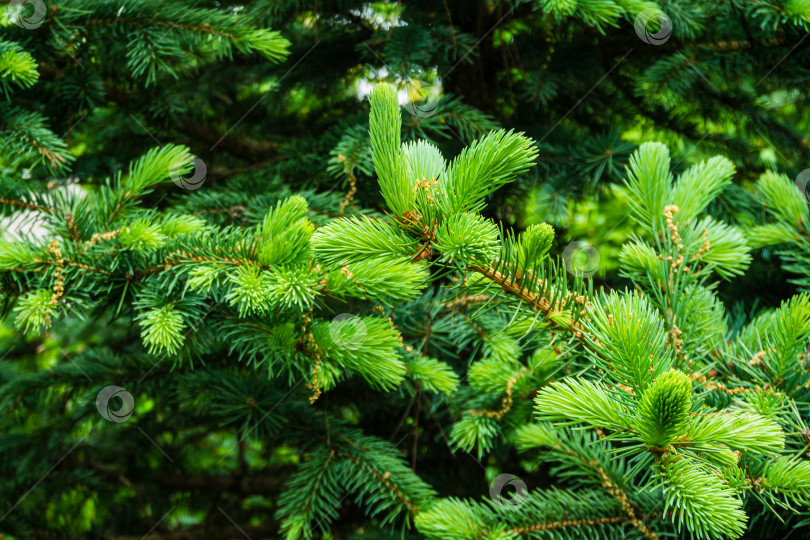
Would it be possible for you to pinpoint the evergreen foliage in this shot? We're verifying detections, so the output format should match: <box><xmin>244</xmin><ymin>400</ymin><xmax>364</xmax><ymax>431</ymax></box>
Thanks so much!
<box><xmin>2</xmin><ymin>1</ymin><xmax>810</xmax><ymax>539</ymax></box>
